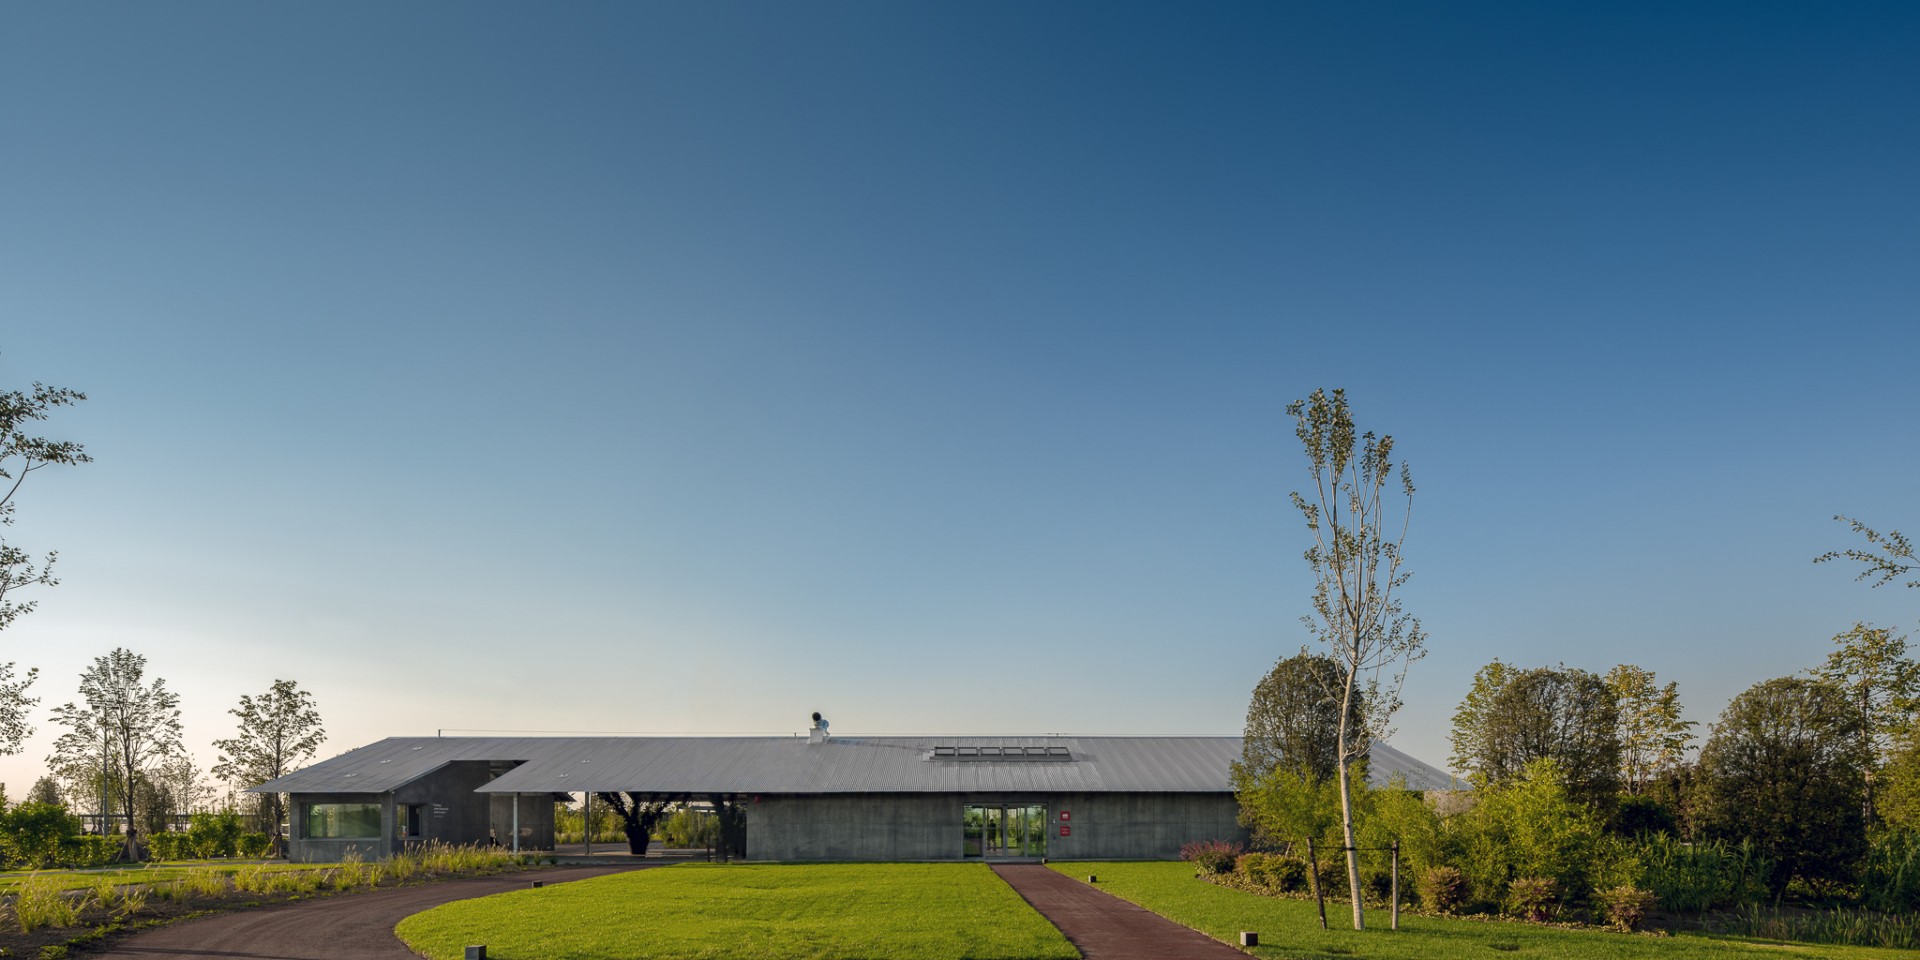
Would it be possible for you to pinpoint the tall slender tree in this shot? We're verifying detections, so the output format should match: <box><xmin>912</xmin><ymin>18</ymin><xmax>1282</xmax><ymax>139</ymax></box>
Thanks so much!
<box><xmin>1813</xmin><ymin>622</ymin><xmax>1918</xmax><ymax>826</ymax></box>
<box><xmin>212</xmin><ymin>679</ymin><xmax>326</xmax><ymax>845</ymax></box>
<box><xmin>47</xmin><ymin>649</ymin><xmax>183</xmax><ymax>859</ymax></box>
<box><xmin>1286</xmin><ymin>388</ymin><xmax>1425</xmax><ymax>931</ymax></box>
<box><xmin>0</xmin><ymin>367</ymin><xmax>91</xmax><ymax>754</ymax></box>
<box><xmin>1606</xmin><ymin>664</ymin><xmax>1695</xmax><ymax>795</ymax></box>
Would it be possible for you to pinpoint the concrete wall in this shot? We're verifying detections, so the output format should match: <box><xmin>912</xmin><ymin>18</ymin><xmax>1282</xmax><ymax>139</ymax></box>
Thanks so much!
<box><xmin>286</xmin><ymin>791</ymin><xmax>394</xmax><ymax>864</ymax></box>
<box><xmin>749</xmin><ymin>793</ymin><xmax>961</xmax><ymax>861</ymax></box>
<box><xmin>747</xmin><ymin>791</ymin><xmax>1246</xmax><ymax>861</ymax></box>
<box><xmin>1043</xmin><ymin>792</ymin><xmax>1247</xmax><ymax>860</ymax></box>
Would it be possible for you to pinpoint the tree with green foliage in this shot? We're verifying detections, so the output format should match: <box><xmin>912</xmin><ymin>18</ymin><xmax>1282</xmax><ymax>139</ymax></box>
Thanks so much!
<box><xmin>1233</xmin><ymin>651</ymin><xmax>1366</xmax><ymax>851</ymax></box>
<box><xmin>0</xmin><ymin>367</ymin><xmax>90</xmax><ymax>754</ymax></box>
<box><xmin>1450</xmin><ymin>663</ymin><xmax>1621</xmax><ymax>811</ymax></box>
<box><xmin>1606</xmin><ymin>664</ymin><xmax>1695</xmax><ymax>795</ymax></box>
<box><xmin>26</xmin><ymin>775</ymin><xmax>59</xmax><ymax>806</ymax></box>
<box><xmin>596</xmin><ymin>791</ymin><xmax>674</xmax><ymax>856</ymax></box>
<box><xmin>1817</xmin><ymin>516</ymin><xmax>1917</xmax><ymax>591</ymax></box>
<box><xmin>1697</xmin><ymin>675</ymin><xmax>1869</xmax><ymax>894</ymax></box>
<box><xmin>1813</xmin><ymin>622</ymin><xmax>1917</xmax><ymax>826</ymax></box>
<box><xmin>1285</xmin><ymin>388</ymin><xmax>1425</xmax><ymax>931</ymax></box>
<box><xmin>1880</xmin><ymin>730</ymin><xmax>1920</xmax><ymax>831</ymax></box>
<box><xmin>1237</xmin><ymin>651</ymin><xmax>1362</xmax><ymax>783</ymax></box>
<box><xmin>212</xmin><ymin>679</ymin><xmax>326</xmax><ymax>845</ymax></box>
<box><xmin>1448</xmin><ymin>659</ymin><xmax>1515</xmax><ymax>775</ymax></box>
<box><xmin>46</xmin><ymin>648</ymin><xmax>184</xmax><ymax>860</ymax></box>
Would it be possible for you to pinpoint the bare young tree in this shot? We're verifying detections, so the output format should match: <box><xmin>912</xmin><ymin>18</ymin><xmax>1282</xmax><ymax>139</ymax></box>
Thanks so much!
<box><xmin>1287</xmin><ymin>387</ymin><xmax>1425</xmax><ymax>931</ymax></box>
<box><xmin>212</xmin><ymin>679</ymin><xmax>326</xmax><ymax>846</ymax></box>
<box><xmin>0</xmin><ymin>370</ymin><xmax>91</xmax><ymax>754</ymax></box>
<box><xmin>47</xmin><ymin>648</ymin><xmax>183</xmax><ymax>860</ymax></box>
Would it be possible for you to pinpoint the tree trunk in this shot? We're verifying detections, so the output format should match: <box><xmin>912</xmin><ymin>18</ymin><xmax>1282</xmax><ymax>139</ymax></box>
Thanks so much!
<box><xmin>623</xmin><ymin>820</ymin><xmax>652</xmax><ymax>856</ymax></box>
<box><xmin>1337</xmin><ymin>671</ymin><xmax>1365</xmax><ymax>930</ymax></box>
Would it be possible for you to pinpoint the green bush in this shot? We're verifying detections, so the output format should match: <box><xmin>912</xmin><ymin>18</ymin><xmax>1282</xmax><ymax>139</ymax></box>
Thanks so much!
<box><xmin>1417</xmin><ymin>865</ymin><xmax>1466</xmax><ymax>913</ymax></box>
<box><xmin>187</xmin><ymin>810</ymin><xmax>246</xmax><ymax>858</ymax></box>
<box><xmin>1448</xmin><ymin>759</ymin><xmax>1605</xmax><ymax>908</ymax></box>
<box><xmin>1507</xmin><ymin>875</ymin><xmax>1556</xmax><ymax>921</ymax></box>
<box><xmin>0</xmin><ymin>802</ymin><xmax>82</xmax><ymax>868</ymax></box>
<box><xmin>149</xmin><ymin>831</ymin><xmax>190</xmax><ymax>860</ymax></box>
<box><xmin>1594</xmin><ymin>884</ymin><xmax>1657</xmax><ymax>932</ymax></box>
<box><xmin>57</xmin><ymin>834</ymin><xmax>118</xmax><ymax>867</ymax></box>
<box><xmin>1236</xmin><ymin>852</ymin><xmax>1309</xmax><ymax>893</ymax></box>
<box><xmin>238</xmin><ymin>832</ymin><xmax>272</xmax><ymax>859</ymax></box>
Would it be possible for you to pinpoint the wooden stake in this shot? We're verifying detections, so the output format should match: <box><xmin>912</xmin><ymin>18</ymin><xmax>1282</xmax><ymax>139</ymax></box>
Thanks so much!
<box><xmin>1307</xmin><ymin>838</ymin><xmax>1328</xmax><ymax>930</ymax></box>
<box><xmin>1391</xmin><ymin>840</ymin><xmax>1400</xmax><ymax>931</ymax></box>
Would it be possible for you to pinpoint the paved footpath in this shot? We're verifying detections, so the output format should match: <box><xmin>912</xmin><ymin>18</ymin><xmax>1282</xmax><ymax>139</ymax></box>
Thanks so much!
<box><xmin>93</xmin><ymin>864</ymin><xmax>653</xmax><ymax>960</ymax></box>
<box><xmin>992</xmin><ymin>864</ymin><xmax>1251</xmax><ymax>960</ymax></box>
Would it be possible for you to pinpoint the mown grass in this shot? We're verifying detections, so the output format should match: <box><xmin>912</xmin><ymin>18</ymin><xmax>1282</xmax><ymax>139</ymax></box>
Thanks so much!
<box><xmin>398</xmin><ymin>863</ymin><xmax>1080</xmax><ymax>960</ymax></box>
<box><xmin>1050</xmin><ymin>861</ymin><xmax>1915</xmax><ymax>960</ymax></box>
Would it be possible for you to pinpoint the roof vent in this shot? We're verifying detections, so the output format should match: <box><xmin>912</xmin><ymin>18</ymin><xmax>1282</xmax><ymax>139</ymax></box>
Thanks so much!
<box><xmin>808</xmin><ymin>711</ymin><xmax>830</xmax><ymax>745</ymax></box>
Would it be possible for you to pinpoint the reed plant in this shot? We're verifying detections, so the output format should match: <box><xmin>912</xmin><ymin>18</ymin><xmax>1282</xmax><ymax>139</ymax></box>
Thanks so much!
<box><xmin>1717</xmin><ymin>903</ymin><xmax>1920</xmax><ymax>950</ymax></box>
<box><xmin>183</xmin><ymin>865</ymin><xmax>230</xmax><ymax>898</ymax></box>
<box><xmin>11</xmin><ymin>874</ymin><xmax>82</xmax><ymax>932</ymax></box>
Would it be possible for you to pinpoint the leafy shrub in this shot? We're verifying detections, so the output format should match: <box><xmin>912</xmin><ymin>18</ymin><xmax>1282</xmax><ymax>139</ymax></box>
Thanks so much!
<box><xmin>0</xmin><ymin>802</ymin><xmax>82</xmax><ymax>868</ymax></box>
<box><xmin>187</xmin><ymin>810</ymin><xmax>246</xmax><ymax>859</ymax></box>
<box><xmin>1180</xmin><ymin>839</ymin><xmax>1243</xmax><ymax>874</ymax></box>
<box><xmin>1418</xmin><ymin>866</ymin><xmax>1466</xmax><ymax>914</ymax></box>
<box><xmin>1449</xmin><ymin>759</ymin><xmax>1605</xmax><ymax>907</ymax></box>
<box><xmin>149</xmin><ymin>831</ymin><xmax>191</xmax><ymax>861</ymax></box>
<box><xmin>1237</xmin><ymin>852</ymin><xmax>1309</xmax><ymax>892</ymax></box>
<box><xmin>1594</xmin><ymin>884</ymin><xmax>1657</xmax><ymax>931</ymax></box>
<box><xmin>57</xmin><ymin>835</ymin><xmax>118</xmax><ymax>867</ymax></box>
<box><xmin>1507</xmin><ymin>876</ymin><xmax>1556</xmax><ymax>921</ymax></box>
<box><xmin>238</xmin><ymin>832</ymin><xmax>272</xmax><ymax>859</ymax></box>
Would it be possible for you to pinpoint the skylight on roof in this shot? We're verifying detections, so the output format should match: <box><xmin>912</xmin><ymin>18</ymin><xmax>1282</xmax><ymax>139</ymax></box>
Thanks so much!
<box><xmin>928</xmin><ymin>745</ymin><xmax>1071</xmax><ymax>762</ymax></box>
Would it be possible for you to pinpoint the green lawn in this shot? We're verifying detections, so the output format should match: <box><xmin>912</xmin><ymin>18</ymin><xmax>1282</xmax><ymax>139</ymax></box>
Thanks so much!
<box><xmin>398</xmin><ymin>863</ymin><xmax>1079</xmax><ymax>960</ymax></box>
<box><xmin>1049</xmin><ymin>861</ymin><xmax>1912</xmax><ymax>960</ymax></box>
<box><xmin>0</xmin><ymin>861</ymin><xmax>315</xmax><ymax>894</ymax></box>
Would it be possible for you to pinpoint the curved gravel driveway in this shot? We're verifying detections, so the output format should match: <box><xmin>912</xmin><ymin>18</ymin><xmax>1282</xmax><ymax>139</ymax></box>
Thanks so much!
<box><xmin>92</xmin><ymin>864</ymin><xmax>654</xmax><ymax>960</ymax></box>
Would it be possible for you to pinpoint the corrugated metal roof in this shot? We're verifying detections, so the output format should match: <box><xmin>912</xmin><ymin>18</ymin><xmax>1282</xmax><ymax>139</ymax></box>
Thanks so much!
<box><xmin>252</xmin><ymin>735</ymin><xmax>1456</xmax><ymax>796</ymax></box>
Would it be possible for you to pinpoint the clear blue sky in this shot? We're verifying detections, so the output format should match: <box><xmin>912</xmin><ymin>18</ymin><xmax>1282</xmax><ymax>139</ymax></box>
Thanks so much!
<box><xmin>2</xmin><ymin>1</ymin><xmax>1916</xmax><ymax>796</ymax></box>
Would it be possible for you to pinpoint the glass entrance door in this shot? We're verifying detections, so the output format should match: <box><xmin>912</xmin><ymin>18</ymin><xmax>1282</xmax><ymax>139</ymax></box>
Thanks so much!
<box><xmin>963</xmin><ymin>804</ymin><xmax>1046</xmax><ymax>859</ymax></box>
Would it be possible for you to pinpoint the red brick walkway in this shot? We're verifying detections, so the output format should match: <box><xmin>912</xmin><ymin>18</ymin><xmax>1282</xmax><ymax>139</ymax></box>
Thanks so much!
<box><xmin>993</xmin><ymin>864</ymin><xmax>1251</xmax><ymax>959</ymax></box>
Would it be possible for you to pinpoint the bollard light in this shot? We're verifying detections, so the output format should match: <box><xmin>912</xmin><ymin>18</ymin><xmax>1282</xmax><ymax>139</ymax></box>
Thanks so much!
<box><xmin>531</xmin><ymin>880</ymin><xmax>545</xmax><ymax>888</ymax></box>
<box><xmin>464</xmin><ymin>947</ymin><xmax>487</xmax><ymax>960</ymax></box>
<box><xmin>1240</xmin><ymin>931</ymin><xmax>1258</xmax><ymax>947</ymax></box>
<box><xmin>1086</xmin><ymin>874</ymin><xmax>1097</xmax><ymax>883</ymax></box>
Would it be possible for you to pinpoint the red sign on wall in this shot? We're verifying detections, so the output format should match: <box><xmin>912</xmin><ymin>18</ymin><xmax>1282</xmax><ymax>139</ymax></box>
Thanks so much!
<box><xmin>1059</xmin><ymin>825</ymin><xmax>1071</xmax><ymax>837</ymax></box>
<box><xmin>1059</xmin><ymin>810</ymin><xmax>1071</xmax><ymax>821</ymax></box>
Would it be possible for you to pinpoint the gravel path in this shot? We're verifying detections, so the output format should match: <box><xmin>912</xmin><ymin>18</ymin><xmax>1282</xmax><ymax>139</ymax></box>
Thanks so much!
<box><xmin>992</xmin><ymin>864</ymin><xmax>1251</xmax><ymax>960</ymax></box>
<box><xmin>91</xmin><ymin>864</ymin><xmax>653</xmax><ymax>960</ymax></box>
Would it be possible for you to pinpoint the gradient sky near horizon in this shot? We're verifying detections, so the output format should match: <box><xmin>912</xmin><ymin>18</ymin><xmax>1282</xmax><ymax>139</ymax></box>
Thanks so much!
<box><xmin>2</xmin><ymin>1</ymin><xmax>1917</xmax><ymax>799</ymax></box>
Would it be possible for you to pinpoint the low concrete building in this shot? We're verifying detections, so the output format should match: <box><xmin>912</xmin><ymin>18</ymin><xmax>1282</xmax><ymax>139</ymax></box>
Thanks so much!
<box><xmin>254</xmin><ymin>727</ymin><xmax>1452</xmax><ymax>863</ymax></box>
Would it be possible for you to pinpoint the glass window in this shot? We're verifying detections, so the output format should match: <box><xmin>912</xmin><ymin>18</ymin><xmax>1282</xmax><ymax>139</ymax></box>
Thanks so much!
<box><xmin>305</xmin><ymin>803</ymin><xmax>382</xmax><ymax>839</ymax></box>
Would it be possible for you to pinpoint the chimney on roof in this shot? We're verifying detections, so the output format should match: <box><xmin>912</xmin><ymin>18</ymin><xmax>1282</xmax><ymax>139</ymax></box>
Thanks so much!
<box><xmin>808</xmin><ymin>711</ymin><xmax>829</xmax><ymax>744</ymax></box>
